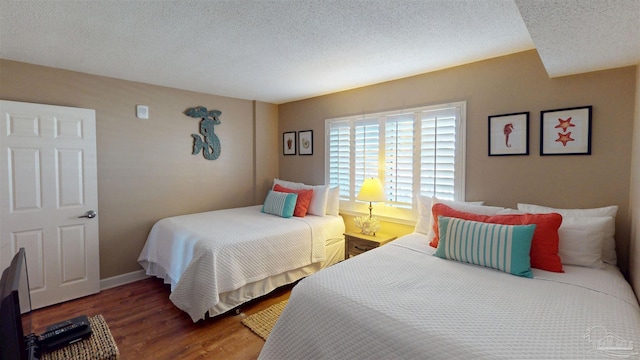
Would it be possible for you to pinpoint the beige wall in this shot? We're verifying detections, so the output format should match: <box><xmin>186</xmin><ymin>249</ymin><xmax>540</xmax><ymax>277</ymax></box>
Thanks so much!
<box><xmin>1</xmin><ymin>53</ymin><xmax>636</xmax><ymax>284</ymax></box>
<box><xmin>0</xmin><ymin>59</ymin><xmax>278</xmax><ymax>279</ymax></box>
<box><xmin>279</xmin><ymin>50</ymin><xmax>637</xmax><ymax>275</ymax></box>
<box><xmin>630</xmin><ymin>65</ymin><xmax>640</xmax><ymax>300</ymax></box>
<box><xmin>254</xmin><ymin>101</ymin><xmax>279</xmax><ymax>203</ymax></box>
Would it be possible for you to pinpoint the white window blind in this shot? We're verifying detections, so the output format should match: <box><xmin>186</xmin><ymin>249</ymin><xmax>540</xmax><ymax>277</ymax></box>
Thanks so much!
<box><xmin>420</xmin><ymin>108</ymin><xmax>459</xmax><ymax>200</ymax></box>
<box><xmin>355</xmin><ymin>117</ymin><xmax>380</xmax><ymax>196</ymax></box>
<box><xmin>385</xmin><ymin>113</ymin><xmax>414</xmax><ymax>207</ymax></box>
<box><xmin>325</xmin><ymin>101</ymin><xmax>466</xmax><ymax>221</ymax></box>
<box><xmin>328</xmin><ymin>120</ymin><xmax>351</xmax><ymax>199</ymax></box>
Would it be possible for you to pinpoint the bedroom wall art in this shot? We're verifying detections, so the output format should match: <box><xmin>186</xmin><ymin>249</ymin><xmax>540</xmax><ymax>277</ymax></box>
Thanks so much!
<box><xmin>488</xmin><ymin>112</ymin><xmax>529</xmax><ymax>156</ymax></box>
<box><xmin>283</xmin><ymin>131</ymin><xmax>296</xmax><ymax>155</ymax></box>
<box><xmin>540</xmin><ymin>105</ymin><xmax>592</xmax><ymax>156</ymax></box>
<box><xmin>185</xmin><ymin>106</ymin><xmax>223</xmax><ymax>160</ymax></box>
<box><xmin>298</xmin><ymin>130</ymin><xmax>313</xmax><ymax>155</ymax></box>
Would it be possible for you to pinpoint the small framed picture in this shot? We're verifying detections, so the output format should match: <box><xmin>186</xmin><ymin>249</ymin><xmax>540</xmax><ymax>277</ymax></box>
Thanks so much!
<box><xmin>283</xmin><ymin>131</ymin><xmax>296</xmax><ymax>155</ymax></box>
<box><xmin>541</xmin><ymin>106</ymin><xmax>592</xmax><ymax>156</ymax></box>
<box><xmin>298</xmin><ymin>130</ymin><xmax>313</xmax><ymax>155</ymax></box>
<box><xmin>488</xmin><ymin>112</ymin><xmax>529</xmax><ymax>156</ymax></box>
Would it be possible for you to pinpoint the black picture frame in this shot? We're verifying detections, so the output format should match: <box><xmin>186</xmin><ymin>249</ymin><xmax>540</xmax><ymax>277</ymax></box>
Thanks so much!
<box><xmin>488</xmin><ymin>112</ymin><xmax>529</xmax><ymax>156</ymax></box>
<box><xmin>540</xmin><ymin>106</ymin><xmax>592</xmax><ymax>156</ymax></box>
<box><xmin>283</xmin><ymin>131</ymin><xmax>296</xmax><ymax>155</ymax></box>
<box><xmin>298</xmin><ymin>130</ymin><xmax>313</xmax><ymax>155</ymax></box>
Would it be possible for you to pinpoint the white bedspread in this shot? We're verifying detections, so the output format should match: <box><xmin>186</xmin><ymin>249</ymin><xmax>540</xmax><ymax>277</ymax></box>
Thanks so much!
<box><xmin>138</xmin><ymin>205</ymin><xmax>344</xmax><ymax>322</ymax></box>
<box><xmin>260</xmin><ymin>233</ymin><xmax>640</xmax><ymax>359</ymax></box>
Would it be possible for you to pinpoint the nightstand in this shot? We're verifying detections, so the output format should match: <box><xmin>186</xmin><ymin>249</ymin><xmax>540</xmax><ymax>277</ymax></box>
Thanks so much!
<box><xmin>344</xmin><ymin>231</ymin><xmax>397</xmax><ymax>259</ymax></box>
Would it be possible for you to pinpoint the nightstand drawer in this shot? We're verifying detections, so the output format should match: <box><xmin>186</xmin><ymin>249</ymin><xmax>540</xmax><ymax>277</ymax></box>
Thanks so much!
<box><xmin>344</xmin><ymin>232</ymin><xmax>397</xmax><ymax>259</ymax></box>
<box><xmin>347</xmin><ymin>238</ymin><xmax>377</xmax><ymax>255</ymax></box>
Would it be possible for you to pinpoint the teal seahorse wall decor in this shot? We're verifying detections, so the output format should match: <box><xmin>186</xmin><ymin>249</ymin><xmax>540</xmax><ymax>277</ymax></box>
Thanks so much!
<box><xmin>184</xmin><ymin>106</ymin><xmax>222</xmax><ymax>160</ymax></box>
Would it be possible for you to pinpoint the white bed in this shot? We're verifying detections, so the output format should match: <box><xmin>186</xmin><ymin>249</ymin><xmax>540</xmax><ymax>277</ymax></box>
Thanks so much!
<box><xmin>137</xmin><ymin>205</ymin><xmax>345</xmax><ymax>322</ymax></box>
<box><xmin>260</xmin><ymin>233</ymin><xmax>640</xmax><ymax>359</ymax></box>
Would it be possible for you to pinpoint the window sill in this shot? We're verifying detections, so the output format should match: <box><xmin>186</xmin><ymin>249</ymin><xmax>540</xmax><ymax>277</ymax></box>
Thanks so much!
<box><xmin>338</xmin><ymin>209</ymin><xmax>417</xmax><ymax>227</ymax></box>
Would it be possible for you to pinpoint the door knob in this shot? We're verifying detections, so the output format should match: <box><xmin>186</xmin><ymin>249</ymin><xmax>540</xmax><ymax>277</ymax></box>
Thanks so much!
<box><xmin>79</xmin><ymin>210</ymin><xmax>97</xmax><ymax>219</ymax></box>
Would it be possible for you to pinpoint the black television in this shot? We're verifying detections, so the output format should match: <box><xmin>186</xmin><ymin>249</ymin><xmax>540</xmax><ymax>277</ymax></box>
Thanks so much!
<box><xmin>0</xmin><ymin>248</ymin><xmax>36</xmax><ymax>360</ymax></box>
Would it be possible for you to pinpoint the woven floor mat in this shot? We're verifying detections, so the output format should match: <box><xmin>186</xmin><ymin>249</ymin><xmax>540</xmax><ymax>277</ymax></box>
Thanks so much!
<box><xmin>241</xmin><ymin>300</ymin><xmax>288</xmax><ymax>341</ymax></box>
<box><xmin>41</xmin><ymin>314</ymin><xmax>119</xmax><ymax>360</ymax></box>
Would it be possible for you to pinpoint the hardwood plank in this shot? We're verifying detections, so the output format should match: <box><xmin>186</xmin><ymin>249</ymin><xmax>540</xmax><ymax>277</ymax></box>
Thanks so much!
<box><xmin>30</xmin><ymin>278</ymin><xmax>291</xmax><ymax>359</ymax></box>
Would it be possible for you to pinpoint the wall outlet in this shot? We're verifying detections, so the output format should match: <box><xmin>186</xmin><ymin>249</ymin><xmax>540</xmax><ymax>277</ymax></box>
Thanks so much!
<box><xmin>136</xmin><ymin>105</ymin><xmax>149</xmax><ymax>119</ymax></box>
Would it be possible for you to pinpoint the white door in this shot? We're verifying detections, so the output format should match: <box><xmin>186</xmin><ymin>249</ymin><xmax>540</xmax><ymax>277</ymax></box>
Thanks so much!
<box><xmin>0</xmin><ymin>100</ymin><xmax>100</xmax><ymax>309</ymax></box>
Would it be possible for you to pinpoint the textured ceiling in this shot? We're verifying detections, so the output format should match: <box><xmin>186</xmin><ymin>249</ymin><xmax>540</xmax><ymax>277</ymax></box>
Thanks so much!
<box><xmin>0</xmin><ymin>1</ymin><xmax>638</xmax><ymax>104</ymax></box>
<box><xmin>516</xmin><ymin>0</ymin><xmax>639</xmax><ymax>77</ymax></box>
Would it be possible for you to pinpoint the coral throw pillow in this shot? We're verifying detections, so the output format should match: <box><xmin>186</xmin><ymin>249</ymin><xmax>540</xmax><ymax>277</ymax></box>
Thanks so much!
<box><xmin>431</xmin><ymin>203</ymin><xmax>564</xmax><ymax>273</ymax></box>
<box><xmin>273</xmin><ymin>184</ymin><xmax>313</xmax><ymax>217</ymax></box>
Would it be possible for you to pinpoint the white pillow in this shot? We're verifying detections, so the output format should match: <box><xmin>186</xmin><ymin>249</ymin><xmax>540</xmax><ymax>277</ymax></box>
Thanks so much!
<box><xmin>497</xmin><ymin>208</ymin><xmax>524</xmax><ymax>215</ymax></box>
<box><xmin>326</xmin><ymin>186</ymin><xmax>340</xmax><ymax>216</ymax></box>
<box><xmin>414</xmin><ymin>195</ymin><xmax>436</xmax><ymax>234</ymax></box>
<box><xmin>414</xmin><ymin>195</ymin><xmax>501</xmax><ymax>236</ymax></box>
<box><xmin>273</xmin><ymin>178</ymin><xmax>303</xmax><ymax>190</ymax></box>
<box><xmin>557</xmin><ymin>217</ymin><xmax>609</xmax><ymax>268</ymax></box>
<box><xmin>517</xmin><ymin>203</ymin><xmax>618</xmax><ymax>265</ymax></box>
<box><xmin>273</xmin><ymin>179</ymin><xmax>329</xmax><ymax>216</ymax></box>
<box><xmin>301</xmin><ymin>184</ymin><xmax>329</xmax><ymax>216</ymax></box>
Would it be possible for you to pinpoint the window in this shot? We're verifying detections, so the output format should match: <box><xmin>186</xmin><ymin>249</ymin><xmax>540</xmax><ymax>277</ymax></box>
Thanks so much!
<box><xmin>325</xmin><ymin>101</ymin><xmax>466</xmax><ymax>222</ymax></box>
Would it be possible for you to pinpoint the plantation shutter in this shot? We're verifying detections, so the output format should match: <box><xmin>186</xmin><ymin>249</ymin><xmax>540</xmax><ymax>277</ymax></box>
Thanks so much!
<box><xmin>354</xmin><ymin>117</ymin><xmax>380</xmax><ymax>196</ymax></box>
<box><xmin>328</xmin><ymin>120</ymin><xmax>351</xmax><ymax>199</ymax></box>
<box><xmin>384</xmin><ymin>113</ymin><xmax>414</xmax><ymax>207</ymax></box>
<box><xmin>419</xmin><ymin>107</ymin><xmax>458</xmax><ymax>200</ymax></box>
<box><xmin>325</xmin><ymin>101</ymin><xmax>465</xmax><ymax>219</ymax></box>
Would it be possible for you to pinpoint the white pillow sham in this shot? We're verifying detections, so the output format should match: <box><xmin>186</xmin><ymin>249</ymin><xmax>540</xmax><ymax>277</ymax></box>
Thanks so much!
<box><xmin>303</xmin><ymin>184</ymin><xmax>329</xmax><ymax>216</ymax></box>
<box><xmin>326</xmin><ymin>186</ymin><xmax>340</xmax><ymax>216</ymax></box>
<box><xmin>517</xmin><ymin>203</ymin><xmax>618</xmax><ymax>265</ymax></box>
<box><xmin>273</xmin><ymin>179</ymin><xmax>329</xmax><ymax>216</ymax></box>
<box><xmin>414</xmin><ymin>195</ymin><xmax>503</xmax><ymax>237</ymax></box>
<box><xmin>557</xmin><ymin>217</ymin><xmax>608</xmax><ymax>268</ymax></box>
<box><xmin>273</xmin><ymin>178</ymin><xmax>302</xmax><ymax>190</ymax></box>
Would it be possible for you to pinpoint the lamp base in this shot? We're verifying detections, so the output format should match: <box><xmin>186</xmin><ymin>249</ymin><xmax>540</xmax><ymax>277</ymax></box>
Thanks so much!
<box><xmin>354</xmin><ymin>215</ymin><xmax>381</xmax><ymax>236</ymax></box>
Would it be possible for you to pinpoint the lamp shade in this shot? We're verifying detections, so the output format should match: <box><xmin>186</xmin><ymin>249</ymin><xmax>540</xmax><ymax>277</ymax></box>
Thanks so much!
<box><xmin>357</xmin><ymin>177</ymin><xmax>386</xmax><ymax>202</ymax></box>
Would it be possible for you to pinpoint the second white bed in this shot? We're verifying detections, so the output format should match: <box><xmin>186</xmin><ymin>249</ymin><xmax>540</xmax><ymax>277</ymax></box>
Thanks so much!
<box><xmin>138</xmin><ymin>205</ymin><xmax>345</xmax><ymax>321</ymax></box>
<box><xmin>260</xmin><ymin>233</ymin><xmax>640</xmax><ymax>359</ymax></box>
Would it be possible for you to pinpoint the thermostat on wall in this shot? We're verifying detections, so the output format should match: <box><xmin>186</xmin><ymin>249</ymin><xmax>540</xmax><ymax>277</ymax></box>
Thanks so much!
<box><xmin>136</xmin><ymin>105</ymin><xmax>149</xmax><ymax>119</ymax></box>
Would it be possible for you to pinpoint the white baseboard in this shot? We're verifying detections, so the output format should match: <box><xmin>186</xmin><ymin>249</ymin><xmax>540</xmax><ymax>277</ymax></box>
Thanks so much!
<box><xmin>100</xmin><ymin>269</ymin><xmax>150</xmax><ymax>290</ymax></box>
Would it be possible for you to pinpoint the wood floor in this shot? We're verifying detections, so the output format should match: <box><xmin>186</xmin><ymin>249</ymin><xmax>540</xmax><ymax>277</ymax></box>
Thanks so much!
<box><xmin>30</xmin><ymin>277</ymin><xmax>292</xmax><ymax>359</ymax></box>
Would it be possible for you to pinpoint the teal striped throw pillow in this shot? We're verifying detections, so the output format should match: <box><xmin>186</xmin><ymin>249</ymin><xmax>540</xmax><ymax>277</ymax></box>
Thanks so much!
<box><xmin>262</xmin><ymin>190</ymin><xmax>298</xmax><ymax>218</ymax></box>
<box><xmin>435</xmin><ymin>216</ymin><xmax>536</xmax><ymax>278</ymax></box>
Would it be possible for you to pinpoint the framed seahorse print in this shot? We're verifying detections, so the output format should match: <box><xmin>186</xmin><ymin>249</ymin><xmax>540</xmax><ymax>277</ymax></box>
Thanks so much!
<box><xmin>488</xmin><ymin>112</ymin><xmax>529</xmax><ymax>156</ymax></box>
<box><xmin>540</xmin><ymin>106</ymin><xmax>592</xmax><ymax>156</ymax></box>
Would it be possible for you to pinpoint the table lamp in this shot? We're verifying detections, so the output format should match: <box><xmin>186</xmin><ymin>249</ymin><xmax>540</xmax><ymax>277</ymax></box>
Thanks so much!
<box><xmin>355</xmin><ymin>177</ymin><xmax>386</xmax><ymax>235</ymax></box>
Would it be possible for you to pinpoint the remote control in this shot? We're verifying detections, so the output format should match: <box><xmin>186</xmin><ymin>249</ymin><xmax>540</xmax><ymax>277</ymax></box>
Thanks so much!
<box><xmin>38</xmin><ymin>322</ymin><xmax>84</xmax><ymax>342</ymax></box>
<box><xmin>45</xmin><ymin>314</ymin><xmax>89</xmax><ymax>332</ymax></box>
<box><xmin>37</xmin><ymin>314</ymin><xmax>93</xmax><ymax>354</ymax></box>
<box><xmin>45</xmin><ymin>319</ymin><xmax>72</xmax><ymax>332</ymax></box>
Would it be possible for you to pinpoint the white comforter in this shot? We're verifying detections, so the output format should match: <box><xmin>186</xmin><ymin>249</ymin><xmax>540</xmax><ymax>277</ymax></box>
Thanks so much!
<box><xmin>138</xmin><ymin>205</ymin><xmax>343</xmax><ymax>322</ymax></box>
<box><xmin>260</xmin><ymin>233</ymin><xmax>640</xmax><ymax>359</ymax></box>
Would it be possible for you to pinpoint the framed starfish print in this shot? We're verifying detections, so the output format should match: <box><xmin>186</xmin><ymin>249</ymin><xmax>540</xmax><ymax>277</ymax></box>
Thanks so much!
<box><xmin>540</xmin><ymin>106</ymin><xmax>592</xmax><ymax>155</ymax></box>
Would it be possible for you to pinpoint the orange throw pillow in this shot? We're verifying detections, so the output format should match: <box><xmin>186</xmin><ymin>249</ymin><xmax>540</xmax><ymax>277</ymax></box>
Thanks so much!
<box><xmin>431</xmin><ymin>203</ymin><xmax>564</xmax><ymax>273</ymax></box>
<box><xmin>273</xmin><ymin>184</ymin><xmax>313</xmax><ymax>217</ymax></box>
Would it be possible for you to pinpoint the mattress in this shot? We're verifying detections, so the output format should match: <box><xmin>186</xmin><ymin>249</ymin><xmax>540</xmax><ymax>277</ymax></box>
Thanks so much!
<box><xmin>138</xmin><ymin>205</ymin><xmax>345</xmax><ymax>321</ymax></box>
<box><xmin>208</xmin><ymin>236</ymin><xmax>344</xmax><ymax>317</ymax></box>
<box><xmin>260</xmin><ymin>233</ymin><xmax>640</xmax><ymax>359</ymax></box>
